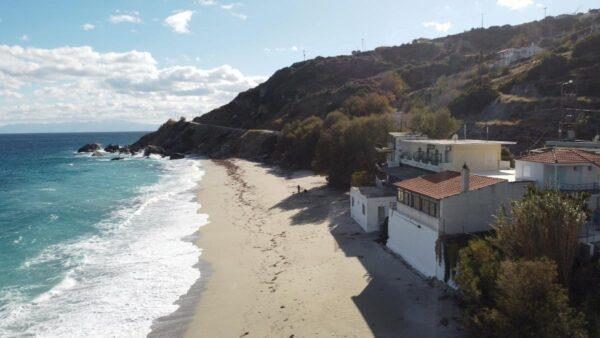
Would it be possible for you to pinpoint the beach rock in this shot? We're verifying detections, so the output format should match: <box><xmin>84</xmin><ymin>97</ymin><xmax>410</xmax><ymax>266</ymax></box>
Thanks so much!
<box><xmin>77</xmin><ymin>143</ymin><xmax>101</xmax><ymax>153</ymax></box>
<box><xmin>143</xmin><ymin>145</ymin><xmax>168</xmax><ymax>157</ymax></box>
<box><xmin>169</xmin><ymin>153</ymin><xmax>185</xmax><ymax>160</ymax></box>
<box><xmin>118</xmin><ymin>146</ymin><xmax>132</xmax><ymax>155</ymax></box>
<box><xmin>91</xmin><ymin>151</ymin><xmax>103</xmax><ymax>157</ymax></box>
<box><xmin>104</xmin><ymin>144</ymin><xmax>120</xmax><ymax>153</ymax></box>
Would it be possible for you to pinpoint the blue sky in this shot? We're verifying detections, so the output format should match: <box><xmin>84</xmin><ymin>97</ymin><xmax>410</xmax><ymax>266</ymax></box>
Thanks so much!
<box><xmin>0</xmin><ymin>0</ymin><xmax>597</xmax><ymax>129</ymax></box>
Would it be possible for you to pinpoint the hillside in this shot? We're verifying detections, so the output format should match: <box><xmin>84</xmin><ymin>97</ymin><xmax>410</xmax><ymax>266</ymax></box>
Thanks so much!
<box><xmin>134</xmin><ymin>10</ymin><xmax>600</xmax><ymax>175</ymax></box>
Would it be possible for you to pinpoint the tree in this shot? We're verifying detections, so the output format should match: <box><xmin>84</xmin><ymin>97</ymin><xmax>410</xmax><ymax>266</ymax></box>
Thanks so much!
<box><xmin>342</xmin><ymin>92</ymin><xmax>394</xmax><ymax>117</ymax></box>
<box><xmin>275</xmin><ymin>116</ymin><xmax>324</xmax><ymax>169</ymax></box>
<box><xmin>448</xmin><ymin>84</ymin><xmax>498</xmax><ymax>117</ymax></box>
<box><xmin>483</xmin><ymin>259</ymin><xmax>587</xmax><ymax>338</ymax></box>
<box><xmin>351</xmin><ymin>170</ymin><xmax>374</xmax><ymax>186</ymax></box>
<box><xmin>314</xmin><ymin>112</ymin><xmax>397</xmax><ymax>188</ymax></box>
<box><xmin>410</xmin><ymin>107</ymin><xmax>460</xmax><ymax>138</ymax></box>
<box><xmin>379</xmin><ymin>72</ymin><xmax>408</xmax><ymax>97</ymax></box>
<box><xmin>456</xmin><ymin>238</ymin><xmax>501</xmax><ymax>308</ymax></box>
<box><xmin>493</xmin><ymin>187</ymin><xmax>588</xmax><ymax>284</ymax></box>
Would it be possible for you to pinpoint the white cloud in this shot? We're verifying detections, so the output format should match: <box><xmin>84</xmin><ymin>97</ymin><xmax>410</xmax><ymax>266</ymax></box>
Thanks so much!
<box><xmin>164</xmin><ymin>10</ymin><xmax>194</xmax><ymax>34</ymax></box>
<box><xmin>230</xmin><ymin>12</ymin><xmax>248</xmax><ymax>20</ymax></box>
<box><xmin>497</xmin><ymin>0</ymin><xmax>533</xmax><ymax>10</ymax></box>
<box><xmin>264</xmin><ymin>46</ymin><xmax>300</xmax><ymax>53</ymax></box>
<box><xmin>0</xmin><ymin>45</ymin><xmax>266</xmax><ymax>125</ymax></box>
<box><xmin>198</xmin><ymin>0</ymin><xmax>217</xmax><ymax>6</ymax></box>
<box><xmin>109</xmin><ymin>11</ymin><xmax>141</xmax><ymax>24</ymax></box>
<box><xmin>20</xmin><ymin>35</ymin><xmax>29</xmax><ymax>41</ymax></box>
<box><xmin>422</xmin><ymin>21</ymin><xmax>452</xmax><ymax>32</ymax></box>
<box><xmin>82</xmin><ymin>23</ymin><xmax>95</xmax><ymax>31</ymax></box>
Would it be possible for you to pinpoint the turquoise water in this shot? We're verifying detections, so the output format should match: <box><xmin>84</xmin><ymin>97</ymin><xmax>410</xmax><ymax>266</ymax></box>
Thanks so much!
<box><xmin>0</xmin><ymin>133</ymin><xmax>206</xmax><ymax>336</ymax></box>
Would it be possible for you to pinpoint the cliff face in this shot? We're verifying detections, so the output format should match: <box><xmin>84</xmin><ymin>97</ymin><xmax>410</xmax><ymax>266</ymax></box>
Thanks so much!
<box><xmin>135</xmin><ymin>10</ymin><xmax>600</xmax><ymax>158</ymax></box>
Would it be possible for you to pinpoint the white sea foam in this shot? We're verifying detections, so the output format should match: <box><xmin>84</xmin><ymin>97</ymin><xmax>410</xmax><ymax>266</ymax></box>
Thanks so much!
<box><xmin>0</xmin><ymin>158</ymin><xmax>207</xmax><ymax>337</ymax></box>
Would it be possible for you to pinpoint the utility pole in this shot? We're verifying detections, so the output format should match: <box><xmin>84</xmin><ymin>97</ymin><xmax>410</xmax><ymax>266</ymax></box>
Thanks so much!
<box><xmin>303</xmin><ymin>49</ymin><xmax>306</xmax><ymax>61</ymax></box>
<box><xmin>543</xmin><ymin>6</ymin><xmax>547</xmax><ymax>18</ymax></box>
<box><xmin>481</xmin><ymin>13</ymin><xmax>484</xmax><ymax>29</ymax></box>
<box><xmin>361</xmin><ymin>38</ymin><xmax>365</xmax><ymax>52</ymax></box>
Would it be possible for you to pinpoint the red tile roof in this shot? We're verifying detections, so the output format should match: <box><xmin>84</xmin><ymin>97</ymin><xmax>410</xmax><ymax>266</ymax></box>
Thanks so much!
<box><xmin>394</xmin><ymin>171</ymin><xmax>506</xmax><ymax>200</ymax></box>
<box><xmin>518</xmin><ymin>148</ymin><xmax>600</xmax><ymax>166</ymax></box>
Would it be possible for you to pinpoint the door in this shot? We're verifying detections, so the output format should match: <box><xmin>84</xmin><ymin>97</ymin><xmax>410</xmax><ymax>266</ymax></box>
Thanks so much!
<box><xmin>378</xmin><ymin>206</ymin><xmax>386</xmax><ymax>224</ymax></box>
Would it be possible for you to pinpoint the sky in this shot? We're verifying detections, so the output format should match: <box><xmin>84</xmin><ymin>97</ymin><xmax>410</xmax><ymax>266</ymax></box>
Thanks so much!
<box><xmin>0</xmin><ymin>0</ymin><xmax>597</xmax><ymax>131</ymax></box>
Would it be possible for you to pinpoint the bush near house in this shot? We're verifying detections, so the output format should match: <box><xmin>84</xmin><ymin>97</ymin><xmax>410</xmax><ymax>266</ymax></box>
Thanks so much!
<box><xmin>410</xmin><ymin>107</ymin><xmax>460</xmax><ymax>139</ymax></box>
<box><xmin>456</xmin><ymin>188</ymin><xmax>594</xmax><ymax>337</ymax></box>
<box><xmin>314</xmin><ymin>113</ymin><xmax>397</xmax><ymax>188</ymax></box>
<box><xmin>351</xmin><ymin>170</ymin><xmax>374</xmax><ymax>187</ymax></box>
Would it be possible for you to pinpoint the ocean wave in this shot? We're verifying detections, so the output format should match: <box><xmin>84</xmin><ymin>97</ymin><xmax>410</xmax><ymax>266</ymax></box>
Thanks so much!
<box><xmin>0</xmin><ymin>158</ymin><xmax>208</xmax><ymax>337</ymax></box>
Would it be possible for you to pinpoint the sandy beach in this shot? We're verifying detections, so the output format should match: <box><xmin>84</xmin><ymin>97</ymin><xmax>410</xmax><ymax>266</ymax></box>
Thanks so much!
<box><xmin>153</xmin><ymin>158</ymin><xmax>465</xmax><ymax>338</ymax></box>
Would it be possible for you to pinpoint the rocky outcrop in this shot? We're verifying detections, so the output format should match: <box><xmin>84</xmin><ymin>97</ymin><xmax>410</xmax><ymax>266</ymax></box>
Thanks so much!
<box><xmin>169</xmin><ymin>153</ymin><xmax>185</xmax><ymax>160</ymax></box>
<box><xmin>91</xmin><ymin>151</ymin><xmax>103</xmax><ymax>157</ymax></box>
<box><xmin>104</xmin><ymin>144</ymin><xmax>120</xmax><ymax>153</ymax></box>
<box><xmin>131</xmin><ymin>119</ymin><xmax>279</xmax><ymax>161</ymax></box>
<box><xmin>143</xmin><ymin>145</ymin><xmax>168</xmax><ymax>157</ymax></box>
<box><xmin>78</xmin><ymin>143</ymin><xmax>101</xmax><ymax>153</ymax></box>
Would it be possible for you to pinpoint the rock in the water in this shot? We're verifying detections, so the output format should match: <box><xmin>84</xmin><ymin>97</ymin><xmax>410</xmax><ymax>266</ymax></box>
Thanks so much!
<box><xmin>78</xmin><ymin>143</ymin><xmax>101</xmax><ymax>153</ymax></box>
<box><xmin>169</xmin><ymin>153</ymin><xmax>185</xmax><ymax>160</ymax></box>
<box><xmin>111</xmin><ymin>157</ymin><xmax>124</xmax><ymax>161</ymax></box>
<box><xmin>118</xmin><ymin>146</ymin><xmax>132</xmax><ymax>155</ymax></box>
<box><xmin>143</xmin><ymin>145</ymin><xmax>167</xmax><ymax>157</ymax></box>
<box><xmin>91</xmin><ymin>151</ymin><xmax>103</xmax><ymax>157</ymax></box>
<box><xmin>104</xmin><ymin>144</ymin><xmax>120</xmax><ymax>153</ymax></box>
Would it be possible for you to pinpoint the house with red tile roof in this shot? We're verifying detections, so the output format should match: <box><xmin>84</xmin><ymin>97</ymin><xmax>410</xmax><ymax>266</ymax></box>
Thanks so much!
<box><xmin>516</xmin><ymin>148</ymin><xmax>600</xmax><ymax>207</ymax></box>
<box><xmin>386</xmin><ymin>164</ymin><xmax>530</xmax><ymax>281</ymax></box>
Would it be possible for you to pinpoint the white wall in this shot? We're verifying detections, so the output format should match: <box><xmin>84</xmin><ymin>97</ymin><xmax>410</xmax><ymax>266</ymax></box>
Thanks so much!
<box><xmin>350</xmin><ymin>188</ymin><xmax>395</xmax><ymax>232</ymax></box>
<box><xmin>441</xmin><ymin>181</ymin><xmax>529</xmax><ymax>234</ymax></box>
<box><xmin>515</xmin><ymin>160</ymin><xmax>546</xmax><ymax>186</ymax></box>
<box><xmin>387</xmin><ymin>209</ymin><xmax>444</xmax><ymax>279</ymax></box>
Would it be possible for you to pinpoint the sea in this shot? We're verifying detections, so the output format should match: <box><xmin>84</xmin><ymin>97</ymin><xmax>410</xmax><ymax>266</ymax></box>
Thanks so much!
<box><xmin>0</xmin><ymin>132</ymin><xmax>207</xmax><ymax>337</ymax></box>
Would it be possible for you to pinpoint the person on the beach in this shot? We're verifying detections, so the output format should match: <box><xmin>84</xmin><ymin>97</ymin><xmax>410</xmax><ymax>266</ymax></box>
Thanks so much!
<box><xmin>297</xmin><ymin>185</ymin><xmax>301</xmax><ymax>193</ymax></box>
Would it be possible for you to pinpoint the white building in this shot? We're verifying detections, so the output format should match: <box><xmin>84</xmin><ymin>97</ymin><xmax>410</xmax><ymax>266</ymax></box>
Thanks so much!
<box><xmin>516</xmin><ymin>147</ymin><xmax>600</xmax><ymax>209</ymax></box>
<box><xmin>350</xmin><ymin>187</ymin><xmax>397</xmax><ymax>233</ymax></box>
<box><xmin>496</xmin><ymin>43</ymin><xmax>544</xmax><ymax>67</ymax></box>
<box><xmin>384</xmin><ymin>133</ymin><xmax>514</xmax><ymax>173</ymax></box>
<box><xmin>387</xmin><ymin>165</ymin><xmax>529</xmax><ymax>281</ymax></box>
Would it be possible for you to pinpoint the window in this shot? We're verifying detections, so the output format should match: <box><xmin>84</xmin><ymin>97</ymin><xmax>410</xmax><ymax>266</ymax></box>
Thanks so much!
<box><xmin>351</xmin><ymin>197</ymin><xmax>354</xmax><ymax>206</ymax></box>
<box><xmin>589</xmin><ymin>166</ymin><xmax>593</xmax><ymax>171</ymax></box>
<box><xmin>574</xmin><ymin>166</ymin><xmax>578</xmax><ymax>171</ymax></box>
<box><xmin>362</xmin><ymin>204</ymin><xmax>365</xmax><ymax>215</ymax></box>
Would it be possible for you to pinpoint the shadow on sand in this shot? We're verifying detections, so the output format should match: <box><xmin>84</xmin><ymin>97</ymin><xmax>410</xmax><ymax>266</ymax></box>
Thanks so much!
<box><xmin>273</xmin><ymin>185</ymin><xmax>466</xmax><ymax>338</ymax></box>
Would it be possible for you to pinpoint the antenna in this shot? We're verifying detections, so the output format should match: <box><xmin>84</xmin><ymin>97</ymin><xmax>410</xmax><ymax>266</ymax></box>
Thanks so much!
<box><xmin>543</xmin><ymin>6</ymin><xmax>547</xmax><ymax>18</ymax></box>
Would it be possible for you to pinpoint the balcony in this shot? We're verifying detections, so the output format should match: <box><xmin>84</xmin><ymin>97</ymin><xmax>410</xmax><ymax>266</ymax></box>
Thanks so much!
<box><xmin>558</xmin><ymin>182</ymin><xmax>600</xmax><ymax>192</ymax></box>
<box><xmin>399</xmin><ymin>151</ymin><xmax>449</xmax><ymax>172</ymax></box>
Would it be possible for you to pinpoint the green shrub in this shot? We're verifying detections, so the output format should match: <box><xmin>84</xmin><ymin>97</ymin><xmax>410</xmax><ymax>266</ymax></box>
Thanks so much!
<box><xmin>483</xmin><ymin>259</ymin><xmax>587</xmax><ymax>338</ymax></box>
<box><xmin>526</xmin><ymin>53</ymin><xmax>570</xmax><ymax>80</ymax></box>
<box><xmin>274</xmin><ymin>116</ymin><xmax>323</xmax><ymax>169</ymax></box>
<box><xmin>448</xmin><ymin>84</ymin><xmax>499</xmax><ymax>117</ymax></box>
<box><xmin>410</xmin><ymin>107</ymin><xmax>460</xmax><ymax>138</ymax></box>
<box><xmin>572</xmin><ymin>33</ymin><xmax>600</xmax><ymax>67</ymax></box>
<box><xmin>342</xmin><ymin>92</ymin><xmax>394</xmax><ymax>117</ymax></box>
<box><xmin>351</xmin><ymin>170</ymin><xmax>374</xmax><ymax>187</ymax></box>
<box><xmin>314</xmin><ymin>113</ymin><xmax>397</xmax><ymax>188</ymax></box>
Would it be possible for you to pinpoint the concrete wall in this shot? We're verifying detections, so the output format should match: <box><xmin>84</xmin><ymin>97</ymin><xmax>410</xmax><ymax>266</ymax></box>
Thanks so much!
<box><xmin>450</xmin><ymin>144</ymin><xmax>501</xmax><ymax>172</ymax></box>
<box><xmin>441</xmin><ymin>181</ymin><xmax>530</xmax><ymax>234</ymax></box>
<box><xmin>387</xmin><ymin>209</ymin><xmax>444</xmax><ymax>279</ymax></box>
<box><xmin>350</xmin><ymin>188</ymin><xmax>395</xmax><ymax>232</ymax></box>
<box><xmin>516</xmin><ymin>160</ymin><xmax>546</xmax><ymax>186</ymax></box>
